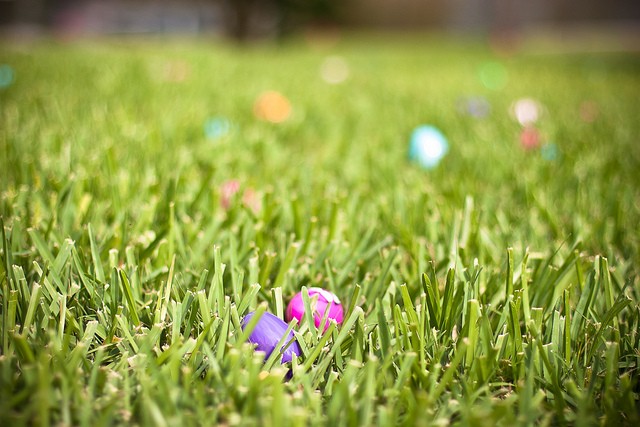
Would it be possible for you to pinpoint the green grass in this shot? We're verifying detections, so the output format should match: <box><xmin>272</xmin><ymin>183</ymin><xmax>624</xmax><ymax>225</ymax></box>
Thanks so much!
<box><xmin>1</xmin><ymin>33</ymin><xmax>639</xmax><ymax>426</ymax></box>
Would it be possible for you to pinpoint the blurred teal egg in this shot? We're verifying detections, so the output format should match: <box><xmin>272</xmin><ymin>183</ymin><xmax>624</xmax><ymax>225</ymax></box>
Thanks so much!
<box><xmin>408</xmin><ymin>125</ymin><xmax>449</xmax><ymax>169</ymax></box>
<box><xmin>204</xmin><ymin>117</ymin><xmax>232</xmax><ymax>140</ymax></box>
<box><xmin>541</xmin><ymin>143</ymin><xmax>559</xmax><ymax>161</ymax></box>
<box><xmin>0</xmin><ymin>64</ymin><xmax>14</xmax><ymax>89</ymax></box>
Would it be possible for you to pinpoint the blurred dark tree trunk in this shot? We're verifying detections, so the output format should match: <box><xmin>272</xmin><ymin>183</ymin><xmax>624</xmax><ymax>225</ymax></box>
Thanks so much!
<box><xmin>0</xmin><ymin>1</ymin><xmax>14</xmax><ymax>26</ymax></box>
<box><xmin>226</xmin><ymin>0</ymin><xmax>255</xmax><ymax>41</ymax></box>
<box><xmin>275</xmin><ymin>0</ymin><xmax>342</xmax><ymax>36</ymax></box>
<box><xmin>222</xmin><ymin>0</ymin><xmax>342</xmax><ymax>41</ymax></box>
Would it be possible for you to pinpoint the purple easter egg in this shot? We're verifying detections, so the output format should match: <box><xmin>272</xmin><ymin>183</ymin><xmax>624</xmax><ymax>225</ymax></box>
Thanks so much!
<box><xmin>241</xmin><ymin>311</ymin><xmax>301</xmax><ymax>364</ymax></box>
<box><xmin>286</xmin><ymin>287</ymin><xmax>344</xmax><ymax>332</ymax></box>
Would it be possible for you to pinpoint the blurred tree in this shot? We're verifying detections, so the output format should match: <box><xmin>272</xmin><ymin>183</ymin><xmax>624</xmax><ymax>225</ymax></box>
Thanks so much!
<box><xmin>222</xmin><ymin>0</ymin><xmax>343</xmax><ymax>40</ymax></box>
<box><xmin>274</xmin><ymin>0</ymin><xmax>343</xmax><ymax>36</ymax></box>
<box><xmin>223</xmin><ymin>0</ymin><xmax>254</xmax><ymax>40</ymax></box>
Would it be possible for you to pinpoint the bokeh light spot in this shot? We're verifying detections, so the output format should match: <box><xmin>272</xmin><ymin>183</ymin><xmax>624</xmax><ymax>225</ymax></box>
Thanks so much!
<box><xmin>478</xmin><ymin>62</ymin><xmax>507</xmax><ymax>90</ymax></box>
<box><xmin>320</xmin><ymin>56</ymin><xmax>349</xmax><ymax>84</ymax></box>
<box><xmin>408</xmin><ymin>125</ymin><xmax>449</xmax><ymax>169</ymax></box>
<box><xmin>512</xmin><ymin>98</ymin><xmax>541</xmax><ymax>126</ymax></box>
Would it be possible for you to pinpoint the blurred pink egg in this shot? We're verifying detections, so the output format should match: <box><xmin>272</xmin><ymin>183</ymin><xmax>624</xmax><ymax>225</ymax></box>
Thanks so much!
<box><xmin>520</xmin><ymin>126</ymin><xmax>541</xmax><ymax>151</ymax></box>
<box><xmin>220</xmin><ymin>180</ymin><xmax>241</xmax><ymax>210</ymax></box>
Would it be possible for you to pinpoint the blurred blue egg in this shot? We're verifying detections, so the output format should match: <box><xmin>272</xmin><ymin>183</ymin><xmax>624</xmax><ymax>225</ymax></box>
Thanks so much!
<box><xmin>541</xmin><ymin>143</ymin><xmax>559</xmax><ymax>161</ymax></box>
<box><xmin>204</xmin><ymin>117</ymin><xmax>232</xmax><ymax>140</ymax></box>
<box><xmin>241</xmin><ymin>311</ymin><xmax>301</xmax><ymax>364</ymax></box>
<box><xmin>0</xmin><ymin>64</ymin><xmax>14</xmax><ymax>89</ymax></box>
<box><xmin>408</xmin><ymin>125</ymin><xmax>449</xmax><ymax>169</ymax></box>
<box><xmin>457</xmin><ymin>96</ymin><xmax>490</xmax><ymax>118</ymax></box>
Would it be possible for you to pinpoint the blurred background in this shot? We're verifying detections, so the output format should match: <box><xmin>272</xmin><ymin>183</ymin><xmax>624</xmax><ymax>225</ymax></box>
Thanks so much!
<box><xmin>1</xmin><ymin>0</ymin><xmax>639</xmax><ymax>43</ymax></box>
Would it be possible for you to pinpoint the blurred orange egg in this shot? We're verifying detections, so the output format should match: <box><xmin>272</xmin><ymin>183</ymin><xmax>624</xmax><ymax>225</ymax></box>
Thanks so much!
<box><xmin>254</xmin><ymin>91</ymin><xmax>292</xmax><ymax>123</ymax></box>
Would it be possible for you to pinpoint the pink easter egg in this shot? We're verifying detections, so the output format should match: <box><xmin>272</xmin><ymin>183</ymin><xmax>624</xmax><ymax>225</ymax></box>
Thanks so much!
<box><xmin>286</xmin><ymin>287</ymin><xmax>344</xmax><ymax>332</ymax></box>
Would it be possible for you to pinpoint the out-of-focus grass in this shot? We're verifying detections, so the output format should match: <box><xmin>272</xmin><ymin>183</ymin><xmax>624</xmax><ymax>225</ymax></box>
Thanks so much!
<box><xmin>1</xmin><ymin>34</ymin><xmax>639</xmax><ymax>426</ymax></box>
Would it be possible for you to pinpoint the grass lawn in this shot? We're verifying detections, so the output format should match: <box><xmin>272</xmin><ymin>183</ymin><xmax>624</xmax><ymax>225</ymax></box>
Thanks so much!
<box><xmin>1</xmin><ymin>33</ymin><xmax>639</xmax><ymax>426</ymax></box>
